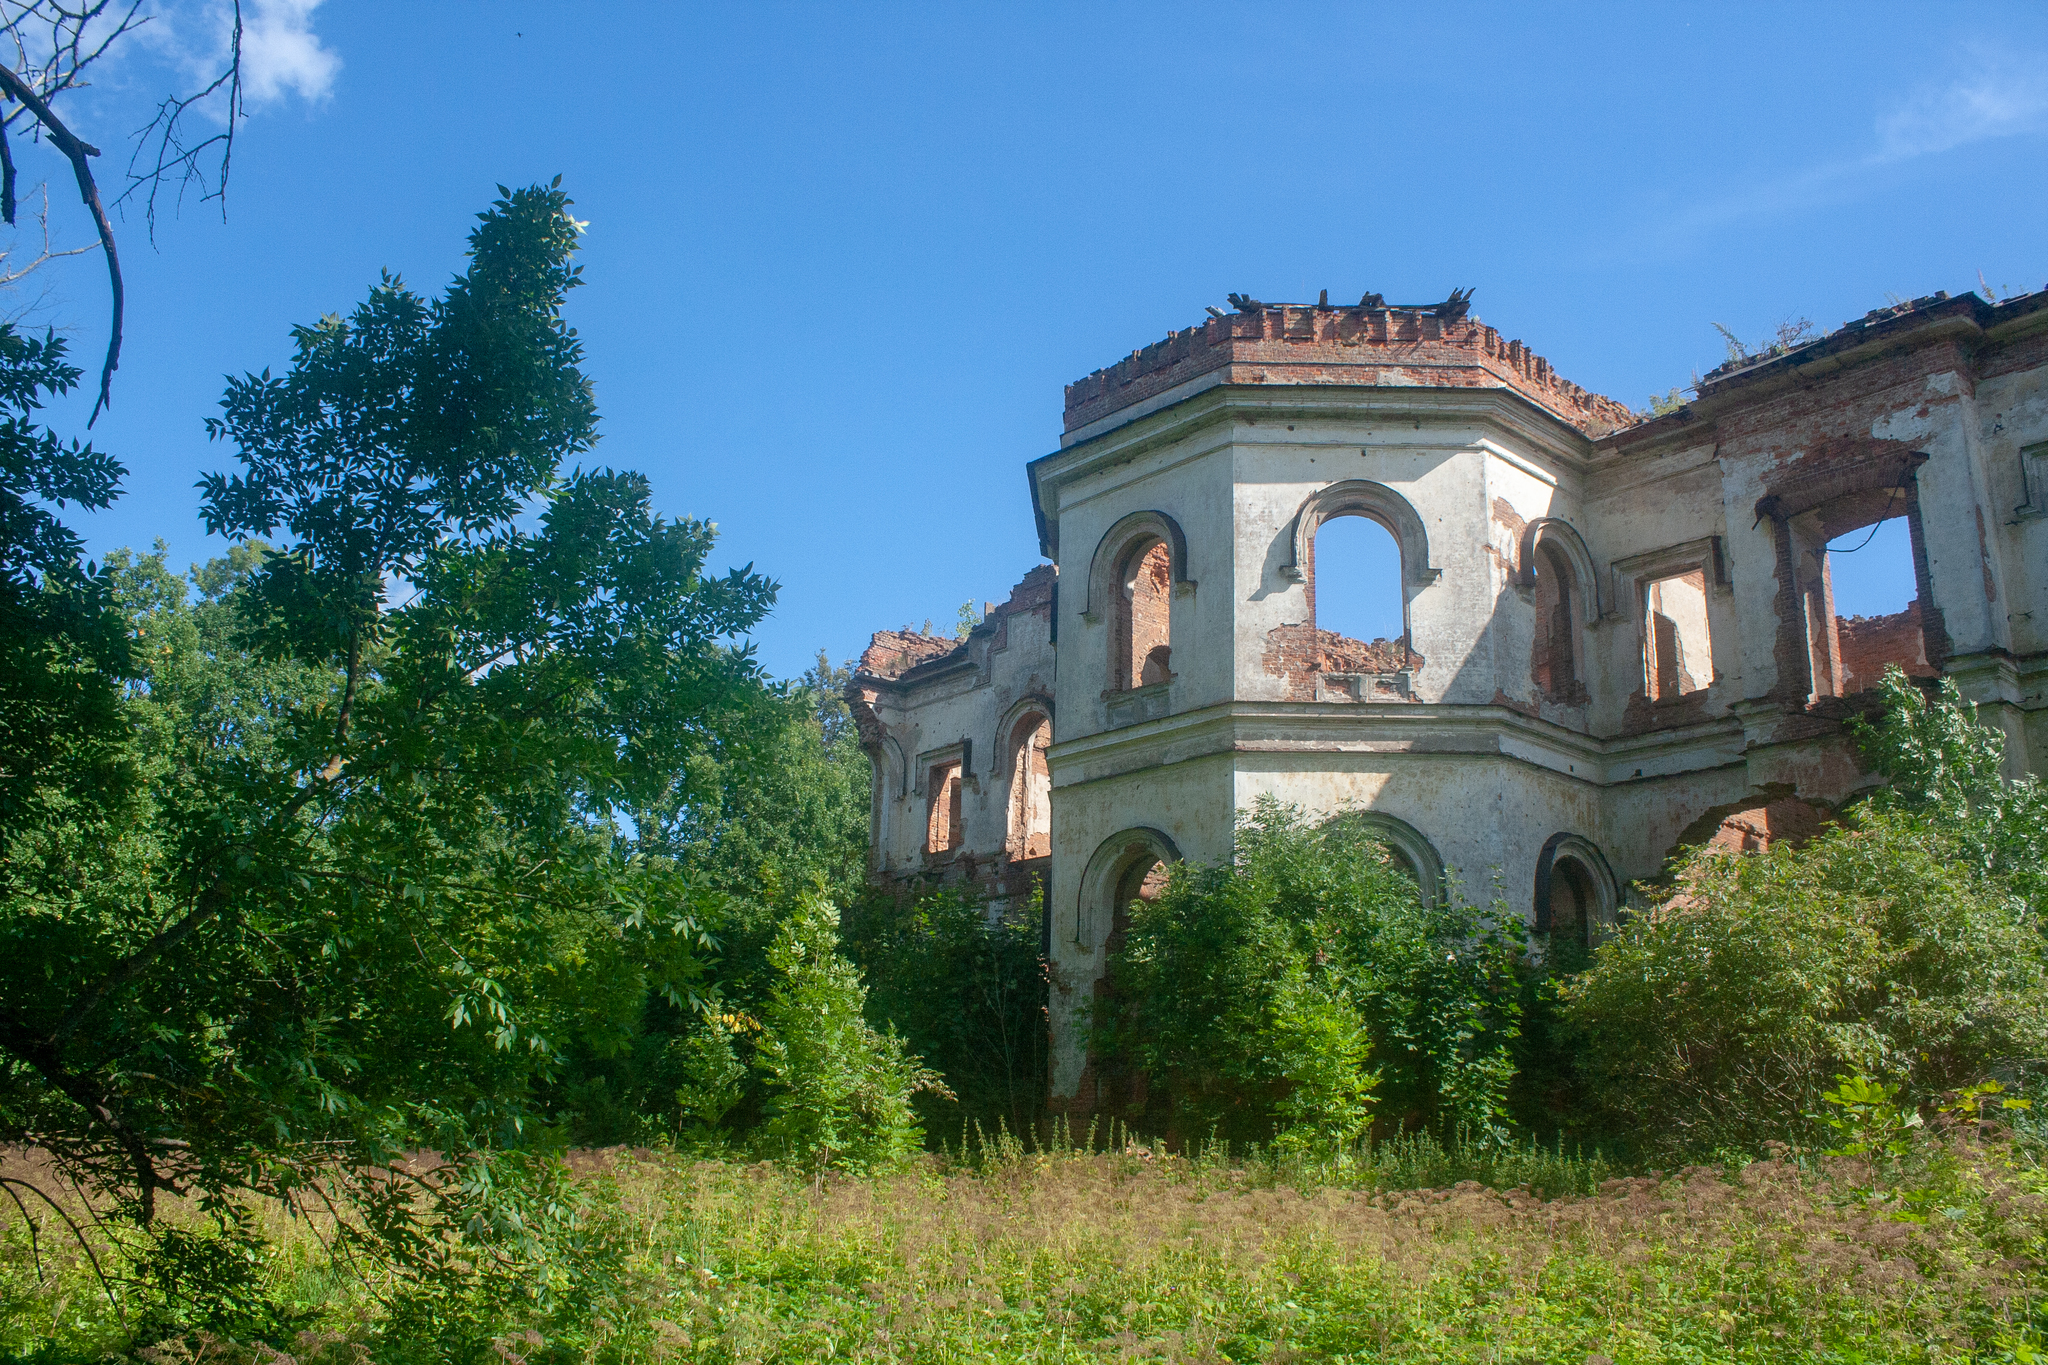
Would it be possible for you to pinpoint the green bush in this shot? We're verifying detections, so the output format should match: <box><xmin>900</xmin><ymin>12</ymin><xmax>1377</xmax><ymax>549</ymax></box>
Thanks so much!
<box><xmin>1563</xmin><ymin>670</ymin><xmax>2048</xmax><ymax>1155</ymax></box>
<box><xmin>753</xmin><ymin>895</ymin><xmax>946</xmax><ymax>1171</ymax></box>
<box><xmin>1110</xmin><ymin>798</ymin><xmax>1523</xmax><ymax>1150</ymax></box>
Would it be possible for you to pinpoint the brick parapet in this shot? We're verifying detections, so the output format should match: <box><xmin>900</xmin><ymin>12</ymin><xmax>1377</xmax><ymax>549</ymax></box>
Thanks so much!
<box><xmin>852</xmin><ymin>629</ymin><xmax>963</xmax><ymax>684</ymax></box>
<box><xmin>1062</xmin><ymin>304</ymin><xmax>1636</xmax><ymax>438</ymax></box>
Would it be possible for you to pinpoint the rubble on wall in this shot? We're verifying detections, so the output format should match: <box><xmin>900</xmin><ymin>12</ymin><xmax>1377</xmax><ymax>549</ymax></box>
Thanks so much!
<box><xmin>1062</xmin><ymin>296</ymin><xmax>1638</xmax><ymax>438</ymax></box>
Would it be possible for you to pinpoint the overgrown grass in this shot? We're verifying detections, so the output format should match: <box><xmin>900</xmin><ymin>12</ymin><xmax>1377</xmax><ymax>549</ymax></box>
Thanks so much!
<box><xmin>5</xmin><ymin>1129</ymin><xmax>2046</xmax><ymax>1363</ymax></box>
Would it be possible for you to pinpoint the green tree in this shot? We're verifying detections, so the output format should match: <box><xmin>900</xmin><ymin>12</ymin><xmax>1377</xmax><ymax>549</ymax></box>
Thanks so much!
<box><xmin>1849</xmin><ymin>667</ymin><xmax>2047</xmax><ymax>914</ymax></box>
<box><xmin>550</xmin><ymin>675</ymin><xmax>872</xmax><ymax>1147</ymax></box>
<box><xmin>0</xmin><ymin>185</ymin><xmax>783</xmax><ymax>1229</ymax></box>
<box><xmin>0</xmin><ymin>324</ymin><xmax>128</xmax><ymax>841</ymax></box>
<box><xmin>1112</xmin><ymin>798</ymin><xmax>1523</xmax><ymax>1150</ymax></box>
<box><xmin>842</xmin><ymin>883</ymin><xmax>1048</xmax><ymax>1138</ymax></box>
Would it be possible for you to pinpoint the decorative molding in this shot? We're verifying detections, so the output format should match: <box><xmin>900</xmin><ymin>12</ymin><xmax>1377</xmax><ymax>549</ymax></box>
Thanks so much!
<box><xmin>991</xmin><ymin>696</ymin><xmax>1054</xmax><ymax>776</ymax></box>
<box><xmin>912</xmin><ymin>739</ymin><xmax>969</xmax><ymax>795</ymax></box>
<box><xmin>1082</xmin><ymin>509</ymin><xmax>1193</xmax><ymax>622</ymax></box>
<box><xmin>1518</xmin><ymin>517</ymin><xmax>1603</xmax><ymax>623</ymax></box>
<box><xmin>1332</xmin><ymin>810</ymin><xmax>1445</xmax><ymax>907</ymax></box>
<box><xmin>1533</xmin><ymin>832</ymin><xmax>1621</xmax><ymax>936</ymax></box>
<box><xmin>1605</xmin><ymin>535</ymin><xmax>1729</xmax><ymax>622</ymax></box>
<box><xmin>1282</xmin><ymin>479</ymin><xmax>1441</xmax><ymax>586</ymax></box>
<box><xmin>1074</xmin><ymin>826</ymin><xmax>1181</xmax><ymax>947</ymax></box>
<box><xmin>2018</xmin><ymin>441</ymin><xmax>2048</xmax><ymax>521</ymax></box>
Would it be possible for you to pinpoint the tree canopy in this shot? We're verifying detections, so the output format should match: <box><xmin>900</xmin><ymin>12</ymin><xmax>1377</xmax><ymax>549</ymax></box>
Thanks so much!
<box><xmin>0</xmin><ymin>184</ymin><xmax>786</xmax><ymax>1223</ymax></box>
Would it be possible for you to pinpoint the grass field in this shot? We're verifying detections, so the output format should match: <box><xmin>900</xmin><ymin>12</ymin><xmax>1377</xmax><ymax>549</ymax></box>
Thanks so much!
<box><xmin>4</xmin><ymin>1130</ymin><xmax>2045</xmax><ymax>1363</ymax></box>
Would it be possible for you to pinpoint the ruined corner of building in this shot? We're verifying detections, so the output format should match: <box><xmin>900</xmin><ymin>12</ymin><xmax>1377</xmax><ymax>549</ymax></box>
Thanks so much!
<box><xmin>842</xmin><ymin>282</ymin><xmax>2048</xmax><ymax>1116</ymax></box>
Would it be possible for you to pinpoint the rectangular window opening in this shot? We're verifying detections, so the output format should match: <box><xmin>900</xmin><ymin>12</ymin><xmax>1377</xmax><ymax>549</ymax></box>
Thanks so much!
<box><xmin>1643</xmin><ymin>569</ymin><xmax>1711</xmax><ymax>701</ymax></box>
<box><xmin>925</xmin><ymin>760</ymin><xmax>963</xmax><ymax>855</ymax></box>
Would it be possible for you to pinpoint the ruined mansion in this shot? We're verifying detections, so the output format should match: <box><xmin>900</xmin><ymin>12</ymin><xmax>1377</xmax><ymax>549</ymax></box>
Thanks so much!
<box><xmin>844</xmin><ymin>287</ymin><xmax>2048</xmax><ymax>1113</ymax></box>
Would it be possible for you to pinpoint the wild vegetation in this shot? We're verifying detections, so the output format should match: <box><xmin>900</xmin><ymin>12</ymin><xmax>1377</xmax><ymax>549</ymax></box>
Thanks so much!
<box><xmin>4</xmin><ymin>186</ymin><xmax>2048</xmax><ymax>1360</ymax></box>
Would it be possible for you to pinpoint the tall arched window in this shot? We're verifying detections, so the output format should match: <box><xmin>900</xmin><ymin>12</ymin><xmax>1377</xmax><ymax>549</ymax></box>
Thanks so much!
<box><xmin>1534</xmin><ymin>832</ymin><xmax>1619</xmax><ymax>957</ymax></box>
<box><xmin>1313</xmin><ymin>514</ymin><xmax>1405</xmax><ymax>650</ymax></box>
<box><xmin>1530</xmin><ymin>542</ymin><xmax>1581</xmax><ymax>700</ymax></box>
<box><xmin>1114</xmin><ymin>538</ymin><xmax>1173</xmax><ymax>690</ymax></box>
<box><xmin>1546</xmin><ymin>857</ymin><xmax>1596</xmax><ymax>947</ymax></box>
<box><xmin>1005</xmin><ymin>711</ymin><xmax>1052</xmax><ymax>860</ymax></box>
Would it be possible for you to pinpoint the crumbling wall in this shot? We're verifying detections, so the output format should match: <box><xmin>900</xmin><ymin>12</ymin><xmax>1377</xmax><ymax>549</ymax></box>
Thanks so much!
<box><xmin>1835</xmin><ymin>603</ymin><xmax>1932</xmax><ymax>693</ymax></box>
<box><xmin>847</xmin><ymin>565</ymin><xmax>1059</xmax><ymax>914</ymax></box>
<box><xmin>1260</xmin><ymin>623</ymin><xmax>1416</xmax><ymax>701</ymax></box>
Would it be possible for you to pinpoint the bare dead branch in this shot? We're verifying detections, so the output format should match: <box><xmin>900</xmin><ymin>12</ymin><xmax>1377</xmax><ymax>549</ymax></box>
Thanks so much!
<box><xmin>0</xmin><ymin>0</ymin><xmax>243</xmax><ymax>421</ymax></box>
<box><xmin>0</xmin><ymin>182</ymin><xmax>94</xmax><ymax>285</ymax></box>
<box><xmin>120</xmin><ymin>0</ymin><xmax>241</xmax><ymax>237</ymax></box>
<box><xmin>0</xmin><ymin>112</ymin><xmax>13</xmax><ymax>224</ymax></box>
<box><xmin>0</xmin><ymin>62</ymin><xmax>119</xmax><ymax>422</ymax></box>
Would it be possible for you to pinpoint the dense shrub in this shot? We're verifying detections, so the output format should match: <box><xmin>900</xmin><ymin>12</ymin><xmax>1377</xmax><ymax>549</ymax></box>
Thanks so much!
<box><xmin>842</xmin><ymin>883</ymin><xmax>1047</xmax><ymax>1139</ymax></box>
<box><xmin>753</xmin><ymin>895</ymin><xmax>945</xmax><ymax>1171</ymax></box>
<box><xmin>1561</xmin><ymin>808</ymin><xmax>2048</xmax><ymax>1154</ymax></box>
<box><xmin>1111</xmin><ymin>798</ymin><xmax>1523</xmax><ymax>1150</ymax></box>
<box><xmin>546</xmin><ymin>693</ymin><xmax>873</xmax><ymax>1147</ymax></box>
<box><xmin>1563</xmin><ymin>668</ymin><xmax>2048</xmax><ymax>1155</ymax></box>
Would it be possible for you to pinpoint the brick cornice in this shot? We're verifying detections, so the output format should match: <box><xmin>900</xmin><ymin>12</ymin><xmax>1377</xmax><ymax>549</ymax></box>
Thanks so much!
<box><xmin>1063</xmin><ymin>303</ymin><xmax>1634</xmax><ymax>441</ymax></box>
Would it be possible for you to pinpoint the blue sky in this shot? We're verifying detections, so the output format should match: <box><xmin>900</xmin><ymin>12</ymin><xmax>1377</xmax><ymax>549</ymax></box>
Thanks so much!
<box><xmin>29</xmin><ymin>1</ymin><xmax>2048</xmax><ymax>679</ymax></box>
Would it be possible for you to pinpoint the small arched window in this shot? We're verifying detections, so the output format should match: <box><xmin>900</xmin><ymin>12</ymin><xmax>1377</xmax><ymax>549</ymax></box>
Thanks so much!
<box><xmin>1530</xmin><ymin>542</ymin><xmax>1581</xmax><ymax>700</ymax></box>
<box><xmin>1115</xmin><ymin>538</ymin><xmax>1173</xmax><ymax>691</ymax></box>
<box><xmin>1005</xmin><ymin>712</ymin><xmax>1052</xmax><ymax>860</ymax></box>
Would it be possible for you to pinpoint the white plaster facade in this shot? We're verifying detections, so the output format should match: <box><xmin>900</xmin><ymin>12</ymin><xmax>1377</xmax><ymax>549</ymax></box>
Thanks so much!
<box><xmin>848</xmin><ymin>289</ymin><xmax>2048</xmax><ymax>1114</ymax></box>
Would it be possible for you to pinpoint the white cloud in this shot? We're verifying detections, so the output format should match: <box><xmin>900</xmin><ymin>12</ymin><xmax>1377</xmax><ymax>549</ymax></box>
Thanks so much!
<box><xmin>235</xmin><ymin>0</ymin><xmax>340</xmax><ymax>106</ymax></box>
<box><xmin>1875</xmin><ymin>54</ymin><xmax>2048</xmax><ymax>160</ymax></box>
<box><xmin>1649</xmin><ymin>48</ymin><xmax>2047</xmax><ymax>242</ymax></box>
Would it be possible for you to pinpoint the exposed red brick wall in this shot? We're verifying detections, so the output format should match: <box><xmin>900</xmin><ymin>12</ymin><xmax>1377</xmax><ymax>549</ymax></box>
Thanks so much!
<box><xmin>856</xmin><ymin>629</ymin><xmax>963</xmax><ymax>682</ymax></box>
<box><xmin>1696</xmin><ymin>796</ymin><xmax>1833</xmax><ymax>854</ymax></box>
<box><xmin>1835</xmin><ymin>601</ymin><xmax>1933</xmax><ymax>693</ymax></box>
<box><xmin>1660</xmin><ymin>786</ymin><xmax>1839</xmax><ymax>867</ymax></box>
<box><xmin>1262</xmin><ymin>623</ymin><xmax>1417</xmax><ymax>701</ymax></box>
<box><xmin>1063</xmin><ymin>303</ymin><xmax>1636</xmax><ymax>436</ymax></box>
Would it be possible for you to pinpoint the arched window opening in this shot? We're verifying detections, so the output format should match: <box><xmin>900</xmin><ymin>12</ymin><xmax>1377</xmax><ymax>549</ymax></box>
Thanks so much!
<box><xmin>1817</xmin><ymin>516</ymin><xmax>1932</xmax><ymax>697</ymax></box>
<box><xmin>1530</xmin><ymin>543</ymin><xmax>1582</xmax><ymax>700</ymax></box>
<box><xmin>1324</xmin><ymin>810</ymin><xmax>1444</xmax><ymax>908</ymax></box>
<box><xmin>1312</xmin><ymin>514</ymin><xmax>1405</xmax><ymax>661</ymax></box>
<box><xmin>1547</xmin><ymin>857</ymin><xmax>1595</xmax><ymax>949</ymax></box>
<box><xmin>1005</xmin><ymin>713</ymin><xmax>1052</xmax><ymax>860</ymax></box>
<box><xmin>1109</xmin><ymin>857</ymin><xmax>1168</xmax><ymax>954</ymax></box>
<box><xmin>1535</xmin><ymin>833</ymin><xmax>1618</xmax><ymax>961</ymax></box>
<box><xmin>1114</xmin><ymin>538</ymin><xmax>1173</xmax><ymax>691</ymax></box>
<box><xmin>924</xmin><ymin>760</ymin><xmax>962</xmax><ymax>855</ymax></box>
<box><xmin>1643</xmin><ymin>569</ymin><xmax>1710</xmax><ymax>701</ymax></box>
